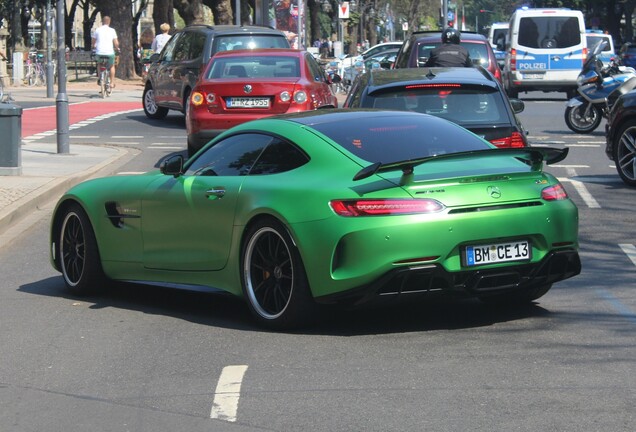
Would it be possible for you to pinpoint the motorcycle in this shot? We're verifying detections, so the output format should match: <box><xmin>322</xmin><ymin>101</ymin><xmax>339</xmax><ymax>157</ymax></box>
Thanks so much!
<box><xmin>565</xmin><ymin>40</ymin><xmax>636</xmax><ymax>134</ymax></box>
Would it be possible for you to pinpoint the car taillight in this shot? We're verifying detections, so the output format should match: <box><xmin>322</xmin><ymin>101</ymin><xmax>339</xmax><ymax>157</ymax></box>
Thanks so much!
<box><xmin>542</xmin><ymin>184</ymin><xmax>568</xmax><ymax>201</ymax></box>
<box><xmin>582</xmin><ymin>47</ymin><xmax>588</xmax><ymax>66</ymax></box>
<box><xmin>493</xmin><ymin>66</ymin><xmax>502</xmax><ymax>82</ymax></box>
<box><xmin>330</xmin><ymin>199</ymin><xmax>445</xmax><ymax>216</ymax></box>
<box><xmin>490</xmin><ymin>132</ymin><xmax>525</xmax><ymax>148</ymax></box>
<box><xmin>510</xmin><ymin>48</ymin><xmax>517</xmax><ymax>71</ymax></box>
<box><xmin>294</xmin><ymin>90</ymin><xmax>308</xmax><ymax>104</ymax></box>
<box><xmin>191</xmin><ymin>91</ymin><xmax>215</xmax><ymax>106</ymax></box>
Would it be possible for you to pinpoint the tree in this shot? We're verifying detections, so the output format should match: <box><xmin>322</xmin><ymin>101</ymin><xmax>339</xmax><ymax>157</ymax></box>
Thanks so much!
<box><xmin>202</xmin><ymin>0</ymin><xmax>233</xmax><ymax>24</ymax></box>
<box><xmin>95</xmin><ymin>2</ymin><xmax>136</xmax><ymax>79</ymax></box>
<box><xmin>173</xmin><ymin>0</ymin><xmax>205</xmax><ymax>25</ymax></box>
<box><xmin>152</xmin><ymin>0</ymin><xmax>175</xmax><ymax>34</ymax></box>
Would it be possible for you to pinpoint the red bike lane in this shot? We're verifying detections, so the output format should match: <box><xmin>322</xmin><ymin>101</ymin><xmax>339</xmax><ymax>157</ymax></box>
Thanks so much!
<box><xmin>21</xmin><ymin>101</ymin><xmax>142</xmax><ymax>138</ymax></box>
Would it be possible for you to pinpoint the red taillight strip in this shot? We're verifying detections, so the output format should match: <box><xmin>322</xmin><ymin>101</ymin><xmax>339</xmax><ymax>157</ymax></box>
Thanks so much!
<box><xmin>542</xmin><ymin>184</ymin><xmax>568</xmax><ymax>201</ymax></box>
<box><xmin>404</xmin><ymin>83</ymin><xmax>461</xmax><ymax>89</ymax></box>
<box><xmin>330</xmin><ymin>199</ymin><xmax>445</xmax><ymax>217</ymax></box>
<box><xmin>490</xmin><ymin>132</ymin><xmax>525</xmax><ymax>148</ymax></box>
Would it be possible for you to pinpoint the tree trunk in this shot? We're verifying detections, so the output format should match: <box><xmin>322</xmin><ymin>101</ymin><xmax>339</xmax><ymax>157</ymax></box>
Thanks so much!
<box><xmin>98</xmin><ymin>3</ymin><xmax>136</xmax><ymax>80</ymax></box>
<box><xmin>308</xmin><ymin>0</ymin><xmax>321</xmax><ymax>50</ymax></box>
<box><xmin>83</xmin><ymin>9</ymin><xmax>99</xmax><ymax>51</ymax></box>
<box><xmin>174</xmin><ymin>0</ymin><xmax>206</xmax><ymax>26</ymax></box>
<box><xmin>203</xmin><ymin>0</ymin><xmax>233</xmax><ymax>25</ymax></box>
<box><xmin>153</xmin><ymin>0</ymin><xmax>175</xmax><ymax>34</ymax></box>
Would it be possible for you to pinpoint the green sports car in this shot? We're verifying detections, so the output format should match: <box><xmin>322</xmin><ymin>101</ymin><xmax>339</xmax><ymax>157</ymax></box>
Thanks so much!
<box><xmin>50</xmin><ymin>110</ymin><xmax>581</xmax><ymax>329</ymax></box>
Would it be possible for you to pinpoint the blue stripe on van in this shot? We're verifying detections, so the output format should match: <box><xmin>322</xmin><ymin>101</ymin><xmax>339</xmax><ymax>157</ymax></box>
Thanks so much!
<box><xmin>515</xmin><ymin>50</ymin><xmax>584</xmax><ymax>71</ymax></box>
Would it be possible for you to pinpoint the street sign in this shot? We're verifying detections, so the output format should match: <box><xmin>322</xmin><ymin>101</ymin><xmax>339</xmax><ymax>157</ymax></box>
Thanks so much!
<box><xmin>339</xmin><ymin>2</ymin><xmax>350</xmax><ymax>19</ymax></box>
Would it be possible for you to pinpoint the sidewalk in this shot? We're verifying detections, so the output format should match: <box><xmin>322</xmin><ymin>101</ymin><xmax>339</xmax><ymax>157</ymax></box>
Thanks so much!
<box><xmin>0</xmin><ymin>79</ymin><xmax>145</xmax><ymax>242</ymax></box>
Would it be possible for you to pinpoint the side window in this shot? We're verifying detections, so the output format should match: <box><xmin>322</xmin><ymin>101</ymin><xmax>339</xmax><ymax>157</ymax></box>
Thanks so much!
<box><xmin>185</xmin><ymin>134</ymin><xmax>272</xmax><ymax>177</ymax></box>
<box><xmin>250</xmin><ymin>138</ymin><xmax>309</xmax><ymax>174</ymax></box>
<box><xmin>161</xmin><ymin>33</ymin><xmax>181</xmax><ymax>62</ymax></box>
<box><xmin>173</xmin><ymin>33</ymin><xmax>194</xmax><ymax>61</ymax></box>
<box><xmin>189</xmin><ymin>32</ymin><xmax>207</xmax><ymax>61</ymax></box>
<box><xmin>395</xmin><ymin>38</ymin><xmax>411</xmax><ymax>68</ymax></box>
<box><xmin>306</xmin><ymin>54</ymin><xmax>325</xmax><ymax>82</ymax></box>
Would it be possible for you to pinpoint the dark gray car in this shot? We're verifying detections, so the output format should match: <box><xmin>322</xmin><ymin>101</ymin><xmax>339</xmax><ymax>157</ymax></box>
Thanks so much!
<box><xmin>143</xmin><ymin>25</ymin><xmax>290</xmax><ymax>120</ymax></box>
<box><xmin>344</xmin><ymin>67</ymin><xmax>528</xmax><ymax>148</ymax></box>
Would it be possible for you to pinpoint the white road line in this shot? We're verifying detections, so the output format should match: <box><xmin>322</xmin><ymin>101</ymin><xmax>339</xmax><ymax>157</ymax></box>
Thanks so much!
<box><xmin>117</xmin><ymin>171</ymin><xmax>147</xmax><ymax>175</ymax></box>
<box><xmin>552</xmin><ymin>164</ymin><xmax>590</xmax><ymax>168</ymax></box>
<box><xmin>104</xmin><ymin>141</ymin><xmax>141</xmax><ymax>145</ymax></box>
<box><xmin>567</xmin><ymin>144</ymin><xmax>599</xmax><ymax>147</ymax></box>
<box><xmin>71</xmin><ymin>135</ymin><xmax>100</xmax><ymax>139</ymax></box>
<box><xmin>112</xmin><ymin>135</ymin><xmax>144</xmax><ymax>138</ymax></box>
<box><xmin>210</xmin><ymin>365</ymin><xmax>248</xmax><ymax>423</ymax></box>
<box><xmin>148</xmin><ymin>146</ymin><xmax>184</xmax><ymax>150</ymax></box>
<box><xmin>619</xmin><ymin>244</ymin><xmax>636</xmax><ymax>267</ymax></box>
<box><xmin>565</xmin><ymin>168</ymin><xmax>601</xmax><ymax>208</ymax></box>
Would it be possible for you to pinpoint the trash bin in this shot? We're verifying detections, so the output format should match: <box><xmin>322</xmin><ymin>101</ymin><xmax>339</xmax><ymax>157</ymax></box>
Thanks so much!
<box><xmin>0</xmin><ymin>103</ymin><xmax>22</xmax><ymax>176</ymax></box>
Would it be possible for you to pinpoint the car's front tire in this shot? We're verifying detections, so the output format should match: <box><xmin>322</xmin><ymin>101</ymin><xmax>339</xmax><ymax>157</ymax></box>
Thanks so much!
<box><xmin>613</xmin><ymin>121</ymin><xmax>636</xmax><ymax>186</ymax></box>
<box><xmin>240</xmin><ymin>219</ymin><xmax>315</xmax><ymax>330</ymax></box>
<box><xmin>58</xmin><ymin>203</ymin><xmax>106</xmax><ymax>296</ymax></box>
<box><xmin>143</xmin><ymin>85</ymin><xmax>169</xmax><ymax>119</ymax></box>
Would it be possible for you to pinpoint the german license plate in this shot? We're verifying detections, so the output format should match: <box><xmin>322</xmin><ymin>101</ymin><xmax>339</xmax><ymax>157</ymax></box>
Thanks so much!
<box><xmin>464</xmin><ymin>240</ymin><xmax>531</xmax><ymax>266</ymax></box>
<box><xmin>227</xmin><ymin>97</ymin><xmax>270</xmax><ymax>108</ymax></box>
<box><xmin>523</xmin><ymin>73</ymin><xmax>544</xmax><ymax>79</ymax></box>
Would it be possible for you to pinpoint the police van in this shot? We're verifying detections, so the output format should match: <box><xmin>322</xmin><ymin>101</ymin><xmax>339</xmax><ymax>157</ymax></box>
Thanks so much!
<box><xmin>503</xmin><ymin>8</ymin><xmax>587</xmax><ymax>98</ymax></box>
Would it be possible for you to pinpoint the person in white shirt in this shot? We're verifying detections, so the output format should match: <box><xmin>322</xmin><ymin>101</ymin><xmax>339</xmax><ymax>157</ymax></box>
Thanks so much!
<box><xmin>151</xmin><ymin>23</ymin><xmax>172</xmax><ymax>53</ymax></box>
<box><xmin>91</xmin><ymin>16</ymin><xmax>120</xmax><ymax>88</ymax></box>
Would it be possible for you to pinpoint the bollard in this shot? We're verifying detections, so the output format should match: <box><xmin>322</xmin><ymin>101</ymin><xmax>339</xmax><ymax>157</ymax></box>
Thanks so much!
<box><xmin>0</xmin><ymin>103</ymin><xmax>23</xmax><ymax>176</ymax></box>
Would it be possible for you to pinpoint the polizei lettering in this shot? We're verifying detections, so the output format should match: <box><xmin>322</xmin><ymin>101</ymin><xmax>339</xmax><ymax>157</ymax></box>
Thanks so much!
<box><xmin>518</xmin><ymin>62</ymin><xmax>547</xmax><ymax>70</ymax></box>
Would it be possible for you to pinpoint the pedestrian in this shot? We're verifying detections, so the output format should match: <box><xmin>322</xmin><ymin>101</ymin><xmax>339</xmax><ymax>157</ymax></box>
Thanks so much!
<box><xmin>151</xmin><ymin>23</ymin><xmax>172</xmax><ymax>53</ymax></box>
<box><xmin>92</xmin><ymin>16</ymin><xmax>120</xmax><ymax>88</ymax></box>
<box><xmin>424</xmin><ymin>28</ymin><xmax>472</xmax><ymax>67</ymax></box>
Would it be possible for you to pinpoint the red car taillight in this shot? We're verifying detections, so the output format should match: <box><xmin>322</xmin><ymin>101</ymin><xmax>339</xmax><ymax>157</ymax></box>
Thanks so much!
<box><xmin>489</xmin><ymin>131</ymin><xmax>525</xmax><ymax>148</ymax></box>
<box><xmin>510</xmin><ymin>48</ymin><xmax>517</xmax><ymax>71</ymax></box>
<box><xmin>191</xmin><ymin>91</ymin><xmax>216</xmax><ymax>106</ymax></box>
<box><xmin>542</xmin><ymin>184</ymin><xmax>568</xmax><ymax>201</ymax></box>
<box><xmin>330</xmin><ymin>199</ymin><xmax>445</xmax><ymax>217</ymax></box>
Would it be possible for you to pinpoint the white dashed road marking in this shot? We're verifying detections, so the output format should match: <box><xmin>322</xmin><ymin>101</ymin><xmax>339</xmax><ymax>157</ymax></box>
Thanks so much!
<box><xmin>562</xmin><ymin>168</ymin><xmax>601</xmax><ymax>208</ymax></box>
<box><xmin>210</xmin><ymin>365</ymin><xmax>249</xmax><ymax>422</ymax></box>
<box><xmin>619</xmin><ymin>244</ymin><xmax>636</xmax><ymax>267</ymax></box>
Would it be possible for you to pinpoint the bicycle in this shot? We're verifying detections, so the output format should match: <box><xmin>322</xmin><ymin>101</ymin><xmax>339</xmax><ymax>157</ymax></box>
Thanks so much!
<box><xmin>96</xmin><ymin>55</ymin><xmax>112</xmax><ymax>98</ymax></box>
<box><xmin>24</xmin><ymin>52</ymin><xmax>45</xmax><ymax>87</ymax></box>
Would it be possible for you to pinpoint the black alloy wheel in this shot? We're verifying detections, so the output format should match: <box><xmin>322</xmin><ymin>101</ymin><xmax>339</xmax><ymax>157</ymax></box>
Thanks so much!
<box><xmin>614</xmin><ymin>121</ymin><xmax>636</xmax><ymax>186</ymax></box>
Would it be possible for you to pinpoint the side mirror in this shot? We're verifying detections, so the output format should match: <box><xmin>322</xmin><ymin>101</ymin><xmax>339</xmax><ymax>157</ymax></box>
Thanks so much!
<box><xmin>160</xmin><ymin>155</ymin><xmax>184</xmax><ymax>177</ymax></box>
<box><xmin>509</xmin><ymin>98</ymin><xmax>525</xmax><ymax>114</ymax></box>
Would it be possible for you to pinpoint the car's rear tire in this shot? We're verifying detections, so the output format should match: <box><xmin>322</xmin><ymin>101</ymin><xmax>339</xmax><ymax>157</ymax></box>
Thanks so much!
<box><xmin>613</xmin><ymin>121</ymin><xmax>636</xmax><ymax>186</ymax></box>
<box><xmin>58</xmin><ymin>203</ymin><xmax>106</xmax><ymax>296</ymax></box>
<box><xmin>143</xmin><ymin>86</ymin><xmax>169</xmax><ymax>119</ymax></box>
<box><xmin>564</xmin><ymin>103</ymin><xmax>602</xmax><ymax>134</ymax></box>
<box><xmin>240</xmin><ymin>219</ymin><xmax>315</xmax><ymax>330</ymax></box>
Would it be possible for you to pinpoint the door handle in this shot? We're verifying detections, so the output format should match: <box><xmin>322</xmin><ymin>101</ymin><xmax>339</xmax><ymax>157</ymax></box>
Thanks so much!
<box><xmin>206</xmin><ymin>188</ymin><xmax>225</xmax><ymax>199</ymax></box>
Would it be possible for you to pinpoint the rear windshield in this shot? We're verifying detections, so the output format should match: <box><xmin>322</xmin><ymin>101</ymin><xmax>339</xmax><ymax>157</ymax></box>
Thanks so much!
<box><xmin>310</xmin><ymin>114</ymin><xmax>491</xmax><ymax>164</ymax></box>
<box><xmin>212</xmin><ymin>35</ymin><xmax>290</xmax><ymax>54</ymax></box>
<box><xmin>360</xmin><ymin>85</ymin><xmax>510</xmax><ymax>126</ymax></box>
<box><xmin>417</xmin><ymin>42</ymin><xmax>491</xmax><ymax>68</ymax></box>
<box><xmin>207</xmin><ymin>56</ymin><xmax>300</xmax><ymax>79</ymax></box>
<box><xmin>517</xmin><ymin>16</ymin><xmax>581</xmax><ymax>49</ymax></box>
<box><xmin>491</xmin><ymin>29</ymin><xmax>507</xmax><ymax>47</ymax></box>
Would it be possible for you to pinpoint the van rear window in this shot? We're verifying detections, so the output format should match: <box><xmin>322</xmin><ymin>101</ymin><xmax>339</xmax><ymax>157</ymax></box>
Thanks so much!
<box><xmin>518</xmin><ymin>16</ymin><xmax>581</xmax><ymax>49</ymax></box>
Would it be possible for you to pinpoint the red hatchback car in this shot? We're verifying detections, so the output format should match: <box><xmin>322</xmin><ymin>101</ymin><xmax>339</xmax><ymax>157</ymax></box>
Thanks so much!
<box><xmin>186</xmin><ymin>48</ymin><xmax>339</xmax><ymax>156</ymax></box>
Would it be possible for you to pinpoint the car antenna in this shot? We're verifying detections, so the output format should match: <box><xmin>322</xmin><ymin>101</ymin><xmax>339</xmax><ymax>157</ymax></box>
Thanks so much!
<box><xmin>426</xmin><ymin>69</ymin><xmax>436</xmax><ymax>79</ymax></box>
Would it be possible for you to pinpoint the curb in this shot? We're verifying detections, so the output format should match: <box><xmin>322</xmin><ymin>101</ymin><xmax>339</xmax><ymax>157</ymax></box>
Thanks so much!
<box><xmin>0</xmin><ymin>145</ymin><xmax>138</xmax><ymax>241</ymax></box>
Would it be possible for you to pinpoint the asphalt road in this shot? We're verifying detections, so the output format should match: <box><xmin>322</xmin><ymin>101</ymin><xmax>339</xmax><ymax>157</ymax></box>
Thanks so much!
<box><xmin>1</xmin><ymin>93</ymin><xmax>635</xmax><ymax>431</ymax></box>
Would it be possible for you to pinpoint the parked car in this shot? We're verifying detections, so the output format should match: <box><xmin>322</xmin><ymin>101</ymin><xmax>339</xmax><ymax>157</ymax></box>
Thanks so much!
<box><xmin>344</xmin><ymin>66</ymin><xmax>528</xmax><ymax>148</ymax></box>
<box><xmin>142</xmin><ymin>25</ymin><xmax>290</xmax><ymax>120</ymax></box>
<box><xmin>393</xmin><ymin>31</ymin><xmax>502</xmax><ymax>83</ymax></box>
<box><xmin>619</xmin><ymin>42</ymin><xmax>636</xmax><ymax>69</ymax></box>
<box><xmin>186</xmin><ymin>49</ymin><xmax>339</xmax><ymax>156</ymax></box>
<box><xmin>604</xmin><ymin>89</ymin><xmax>636</xmax><ymax>186</ymax></box>
<box><xmin>50</xmin><ymin>110</ymin><xmax>580</xmax><ymax>329</ymax></box>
